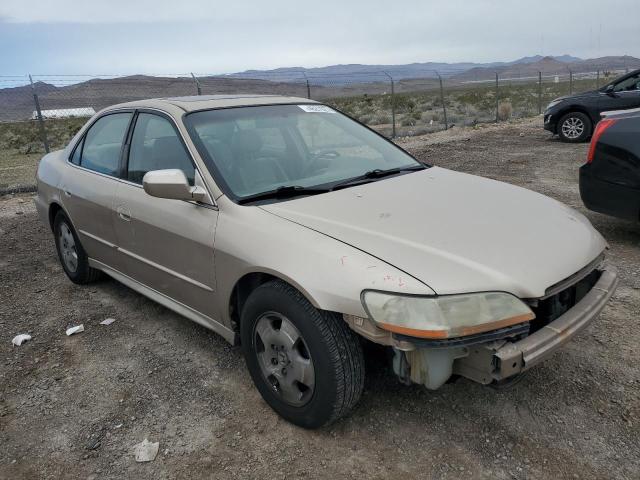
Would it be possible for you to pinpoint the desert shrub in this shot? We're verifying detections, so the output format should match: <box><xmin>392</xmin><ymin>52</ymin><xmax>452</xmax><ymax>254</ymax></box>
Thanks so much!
<box><xmin>0</xmin><ymin>117</ymin><xmax>84</xmax><ymax>152</ymax></box>
<box><xmin>400</xmin><ymin>115</ymin><xmax>417</xmax><ymax>127</ymax></box>
<box><xmin>371</xmin><ymin>112</ymin><xmax>391</xmax><ymax>125</ymax></box>
<box><xmin>498</xmin><ymin>102</ymin><xmax>513</xmax><ymax>121</ymax></box>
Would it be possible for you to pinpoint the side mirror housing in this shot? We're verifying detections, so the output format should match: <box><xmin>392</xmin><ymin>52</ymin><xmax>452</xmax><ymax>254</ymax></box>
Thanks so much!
<box><xmin>604</xmin><ymin>84</ymin><xmax>615</xmax><ymax>94</ymax></box>
<box><xmin>142</xmin><ymin>169</ymin><xmax>207</xmax><ymax>202</ymax></box>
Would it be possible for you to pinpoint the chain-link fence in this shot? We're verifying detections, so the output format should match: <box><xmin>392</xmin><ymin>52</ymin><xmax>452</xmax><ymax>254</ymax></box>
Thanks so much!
<box><xmin>0</xmin><ymin>67</ymin><xmax>632</xmax><ymax>192</ymax></box>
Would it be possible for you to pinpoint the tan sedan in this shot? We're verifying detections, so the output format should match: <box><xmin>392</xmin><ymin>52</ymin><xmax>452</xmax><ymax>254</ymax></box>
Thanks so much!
<box><xmin>36</xmin><ymin>95</ymin><xmax>617</xmax><ymax>428</ymax></box>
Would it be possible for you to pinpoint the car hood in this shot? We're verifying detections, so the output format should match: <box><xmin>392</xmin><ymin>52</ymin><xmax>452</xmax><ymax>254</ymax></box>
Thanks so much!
<box><xmin>553</xmin><ymin>90</ymin><xmax>600</xmax><ymax>103</ymax></box>
<box><xmin>260</xmin><ymin>167</ymin><xmax>607</xmax><ymax>298</ymax></box>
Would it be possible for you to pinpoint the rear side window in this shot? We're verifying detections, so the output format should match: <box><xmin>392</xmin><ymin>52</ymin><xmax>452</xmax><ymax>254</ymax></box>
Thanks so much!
<box><xmin>127</xmin><ymin>113</ymin><xmax>195</xmax><ymax>185</ymax></box>
<box><xmin>78</xmin><ymin>113</ymin><xmax>132</xmax><ymax>176</ymax></box>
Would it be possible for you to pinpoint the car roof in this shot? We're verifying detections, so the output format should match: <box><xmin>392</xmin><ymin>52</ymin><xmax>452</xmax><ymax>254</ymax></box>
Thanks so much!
<box><xmin>104</xmin><ymin>94</ymin><xmax>319</xmax><ymax>115</ymax></box>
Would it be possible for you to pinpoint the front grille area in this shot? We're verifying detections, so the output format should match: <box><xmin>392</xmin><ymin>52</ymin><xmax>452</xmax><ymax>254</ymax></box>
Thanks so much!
<box><xmin>529</xmin><ymin>269</ymin><xmax>601</xmax><ymax>333</ymax></box>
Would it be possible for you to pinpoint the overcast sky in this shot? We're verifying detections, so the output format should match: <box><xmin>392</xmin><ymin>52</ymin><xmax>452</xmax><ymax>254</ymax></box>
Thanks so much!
<box><xmin>0</xmin><ymin>0</ymin><xmax>638</xmax><ymax>76</ymax></box>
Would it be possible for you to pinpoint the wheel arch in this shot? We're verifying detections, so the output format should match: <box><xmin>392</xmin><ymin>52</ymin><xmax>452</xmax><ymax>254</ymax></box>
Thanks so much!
<box><xmin>48</xmin><ymin>202</ymin><xmax>66</xmax><ymax>231</ymax></box>
<box><xmin>228</xmin><ymin>271</ymin><xmax>322</xmax><ymax>339</ymax></box>
<box><xmin>557</xmin><ymin>106</ymin><xmax>597</xmax><ymax>126</ymax></box>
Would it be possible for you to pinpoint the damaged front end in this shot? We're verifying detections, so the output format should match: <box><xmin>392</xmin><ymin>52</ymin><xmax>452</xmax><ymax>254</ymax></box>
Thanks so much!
<box><xmin>346</xmin><ymin>261</ymin><xmax>618</xmax><ymax>390</ymax></box>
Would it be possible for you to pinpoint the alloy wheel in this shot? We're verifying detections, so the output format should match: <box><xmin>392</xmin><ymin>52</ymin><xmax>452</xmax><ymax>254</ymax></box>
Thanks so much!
<box><xmin>561</xmin><ymin>116</ymin><xmax>585</xmax><ymax>140</ymax></box>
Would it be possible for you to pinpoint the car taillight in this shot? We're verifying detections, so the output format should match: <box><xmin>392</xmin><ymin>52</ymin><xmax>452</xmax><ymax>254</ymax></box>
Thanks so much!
<box><xmin>587</xmin><ymin>118</ymin><xmax>617</xmax><ymax>164</ymax></box>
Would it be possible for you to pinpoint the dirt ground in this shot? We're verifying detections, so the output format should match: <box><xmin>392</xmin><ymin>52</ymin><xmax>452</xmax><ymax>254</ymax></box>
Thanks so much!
<box><xmin>1</xmin><ymin>118</ymin><xmax>639</xmax><ymax>479</ymax></box>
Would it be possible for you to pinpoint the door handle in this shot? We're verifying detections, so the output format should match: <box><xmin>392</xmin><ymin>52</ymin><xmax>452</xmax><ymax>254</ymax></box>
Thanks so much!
<box><xmin>116</xmin><ymin>206</ymin><xmax>131</xmax><ymax>221</ymax></box>
<box><xmin>63</xmin><ymin>189</ymin><xmax>72</xmax><ymax>197</ymax></box>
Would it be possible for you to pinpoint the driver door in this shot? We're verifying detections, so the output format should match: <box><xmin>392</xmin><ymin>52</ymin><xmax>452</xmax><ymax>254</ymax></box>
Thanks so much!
<box><xmin>601</xmin><ymin>72</ymin><xmax>640</xmax><ymax>111</ymax></box>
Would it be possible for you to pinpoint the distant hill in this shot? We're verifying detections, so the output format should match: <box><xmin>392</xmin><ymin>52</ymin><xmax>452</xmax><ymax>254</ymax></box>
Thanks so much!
<box><xmin>0</xmin><ymin>75</ymin><xmax>316</xmax><ymax>122</ymax></box>
<box><xmin>510</xmin><ymin>54</ymin><xmax>582</xmax><ymax>65</ymax></box>
<box><xmin>451</xmin><ymin>55</ymin><xmax>640</xmax><ymax>82</ymax></box>
<box><xmin>229</xmin><ymin>55</ymin><xmax>585</xmax><ymax>84</ymax></box>
<box><xmin>2</xmin><ymin>54</ymin><xmax>638</xmax><ymax>122</ymax></box>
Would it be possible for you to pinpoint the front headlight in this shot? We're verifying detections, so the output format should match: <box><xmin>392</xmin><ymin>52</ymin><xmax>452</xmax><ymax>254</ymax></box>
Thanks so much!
<box><xmin>362</xmin><ymin>291</ymin><xmax>534</xmax><ymax>339</ymax></box>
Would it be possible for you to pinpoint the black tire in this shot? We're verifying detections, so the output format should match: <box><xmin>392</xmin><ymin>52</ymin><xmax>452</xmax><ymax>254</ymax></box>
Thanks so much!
<box><xmin>240</xmin><ymin>280</ymin><xmax>365</xmax><ymax>429</ymax></box>
<box><xmin>53</xmin><ymin>211</ymin><xmax>101</xmax><ymax>284</ymax></box>
<box><xmin>557</xmin><ymin>112</ymin><xmax>592</xmax><ymax>143</ymax></box>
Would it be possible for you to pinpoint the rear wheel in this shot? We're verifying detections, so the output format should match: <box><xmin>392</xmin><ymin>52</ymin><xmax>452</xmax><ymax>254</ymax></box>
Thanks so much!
<box><xmin>240</xmin><ymin>280</ymin><xmax>365</xmax><ymax>429</ymax></box>
<box><xmin>558</xmin><ymin>112</ymin><xmax>592</xmax><ymax>143</ymax></box>
<box><xmin>53</xmin><ymin>211</ymin><xmax>101</xmax><ymax>284</ymax></box>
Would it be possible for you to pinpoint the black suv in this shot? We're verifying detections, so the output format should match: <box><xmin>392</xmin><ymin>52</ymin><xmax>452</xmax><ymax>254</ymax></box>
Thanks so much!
<box><xmin>544</xmin><ymin>68</ymin><xmax>640</xmax><ymax>142</ymax></box>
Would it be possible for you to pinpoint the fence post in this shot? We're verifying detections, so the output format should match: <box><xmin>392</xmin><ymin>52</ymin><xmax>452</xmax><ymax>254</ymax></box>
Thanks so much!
<box><xmin>569</xmin><ymin>69</ymin><xmax>573</xmax><ymax>95</ymax></box>
<box><xmin>384</xmin><ymin>72</ymin><xmax>396</xmax><ymax>138</ymax></box>
<box><xmin>537</xmin><ymin>71</ymin><xmax>542</xmax><ymax>115</ymax></box>
<box><xmin>495</xmin><ymin>73</ymin><xmax>499</xmax><ymax>123</ymax></box>
<box><xmin>29</xmin><ymin>74</ymin><xmax>49</xmax><ymax>154</ymax></box>
<box><xmin>191</xmin><ymin>72</ymin><xmax>202</xmax><ymax>96</ymax></box>
<box><xmin>596</xmin><ymin>69</ymin><xmax>600</xmax><ymax>88</ymax></box>
<box><xmin>302</xmin><ymin>72</ymin><xmax>311</xmax><ymax>99</ymax></box>
<box><xmin>436</xmin><ymin>71</ymin><xmax>448</xmax><ymax>130</ymax></box>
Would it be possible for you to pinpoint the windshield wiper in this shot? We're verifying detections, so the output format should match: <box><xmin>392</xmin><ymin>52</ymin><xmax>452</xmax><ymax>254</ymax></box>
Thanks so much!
<box><xmin>331</xmin><ymin>164</ymin><xmax>426</xmax><ymax>191</ymax></box>
<box><xmin>237</xmin><ymin>185</ymin><xmax>331</xmax><ymax>204</ymax></box>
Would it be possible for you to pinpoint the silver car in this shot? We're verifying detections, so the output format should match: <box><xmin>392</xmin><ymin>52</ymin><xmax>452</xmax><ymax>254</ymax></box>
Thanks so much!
<box><xmin>35</xmin><ymin>95</ymin><xmax>618</xmax><ymax>428</ymax></box>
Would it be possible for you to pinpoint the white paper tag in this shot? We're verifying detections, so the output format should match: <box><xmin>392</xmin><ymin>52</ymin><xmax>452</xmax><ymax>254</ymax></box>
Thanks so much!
<box><xmin>298</xmin><ymin>105</ymin><xmax>335</xmax><ymax>113</ymax></box>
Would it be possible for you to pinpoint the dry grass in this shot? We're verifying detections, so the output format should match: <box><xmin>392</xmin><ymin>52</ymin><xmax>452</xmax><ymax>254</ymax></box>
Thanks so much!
<box><xmin>0</xmin><ymin>118</ymin><xmax>84</xmax><ymax>191</ymax></box>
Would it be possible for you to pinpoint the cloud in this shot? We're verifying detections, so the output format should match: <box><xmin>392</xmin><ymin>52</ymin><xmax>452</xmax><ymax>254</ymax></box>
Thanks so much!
<box><xmin>0</xmin><ymin>0</ymin><xmax>306</xmax><ymax>23</ymax></box>
<box><xmin>0</xmin><ymin>0</ymin><xmax>638</xmax><ymax>75</ymax></box>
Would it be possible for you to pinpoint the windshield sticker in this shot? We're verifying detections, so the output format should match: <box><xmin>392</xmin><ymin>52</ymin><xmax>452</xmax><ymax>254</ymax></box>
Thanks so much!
<box><xmin>298</xmin><ymin>105</ymin><xmax>336</xmax><ymax>113</ymax></box>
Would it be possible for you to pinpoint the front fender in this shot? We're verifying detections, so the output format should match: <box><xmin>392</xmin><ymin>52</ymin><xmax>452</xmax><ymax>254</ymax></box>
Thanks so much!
<box><xmin>213</xmin><ymin>197</ymin><xmax>434</xmax><ymax>328</ymax></box>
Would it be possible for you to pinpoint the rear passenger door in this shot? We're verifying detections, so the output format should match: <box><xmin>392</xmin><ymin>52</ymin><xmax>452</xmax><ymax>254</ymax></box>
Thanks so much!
<box><xmin>61</xmin><ymin>111</ymin><xmax>133</xmax><ymax>267</ymax></box>
<box><xmin>113</xmin><ymin>111</ymin><xmax>220</xmax><ymax>321</ymax></box>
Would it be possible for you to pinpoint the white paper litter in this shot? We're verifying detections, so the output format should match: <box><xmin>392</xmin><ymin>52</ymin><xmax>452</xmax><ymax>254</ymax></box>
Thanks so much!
<box><xmin>134</xmin><ymin>438</ymin><xmax>159</xmax><ymax>463</ymax></box>
<box><xmin>12</xmin><ymin>334</ymin><xmax>32</xmax><ymax>346</ymax></box>
<box><xmin>100</xmin><ymin>318</ymin><xmax>116</xmax><ymax>326</ymax></box>
<box><xmin>66</xmin><ymin>325</ymin><xmax>84</xmax><ymax>336</ymax></box>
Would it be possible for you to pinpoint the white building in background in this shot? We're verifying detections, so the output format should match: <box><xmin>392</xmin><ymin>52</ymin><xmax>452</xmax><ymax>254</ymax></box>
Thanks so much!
<box><xmin>31</xmin><ymin>107</ymin><xmax>96</xmax><ymax>120</ymax></box>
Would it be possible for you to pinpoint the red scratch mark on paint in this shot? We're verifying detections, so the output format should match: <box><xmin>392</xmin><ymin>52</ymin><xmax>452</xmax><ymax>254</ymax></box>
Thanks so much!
<box><xmin>340</xmin><ymin>256</ymin><xmax>348</xmax><ymax>266</ymax></box>
<box><xmin>383</xmin><ymin>275</ymin><xmax>393</xmax><ymax>282</ymax></box>
<box><xmin>398</xmin><ymin>277</ymin><xmax>406</xmax><ymax>288</ymax></box>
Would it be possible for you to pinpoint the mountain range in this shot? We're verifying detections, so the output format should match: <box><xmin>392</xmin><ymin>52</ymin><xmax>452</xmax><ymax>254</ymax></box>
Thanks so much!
<box><xmin>228</xmin><ymin>54</ymin><xmax>634</xmax><ymax>84</ymax></box>
<box><xmin>1</xmin><ymin>54</ymin><xmax>639</xmax><ymax>121</ymax></box>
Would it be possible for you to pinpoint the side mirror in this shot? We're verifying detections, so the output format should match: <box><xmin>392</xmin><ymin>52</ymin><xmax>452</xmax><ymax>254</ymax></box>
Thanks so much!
<box><xmin>604</xmin><ymin>84</ymin><xmax>615</xmax><ymax>94</ymax></box>
<box><xmin>142</xmin><ymin>169</ymin><xmax>207</xmax><ymax>202</ymax></box>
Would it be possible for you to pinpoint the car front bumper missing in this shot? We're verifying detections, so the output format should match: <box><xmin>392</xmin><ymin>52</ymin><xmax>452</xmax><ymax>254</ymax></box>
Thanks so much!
<box><xmin>454</xmin><ymin>263</ymin><xmax>618</xmax><ymax>384</ymax></box>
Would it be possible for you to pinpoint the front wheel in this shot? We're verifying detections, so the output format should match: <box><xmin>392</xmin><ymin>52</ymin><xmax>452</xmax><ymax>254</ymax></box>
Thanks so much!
<box><xmin>240</xmin><ymin>280</ymin><xmax>365</xmax><ymax>429</ymax></box>
<box><xmin>558</xmin><ymin>112</ymin><xmax>592</xmax><ymax>143</ymax></box>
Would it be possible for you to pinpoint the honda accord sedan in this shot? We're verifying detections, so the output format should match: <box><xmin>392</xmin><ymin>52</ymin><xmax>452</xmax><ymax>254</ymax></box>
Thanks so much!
<box><xmin>36</xmin><ymin>95</ymin><xmax>618</xmax><ymax>428</ymax></box>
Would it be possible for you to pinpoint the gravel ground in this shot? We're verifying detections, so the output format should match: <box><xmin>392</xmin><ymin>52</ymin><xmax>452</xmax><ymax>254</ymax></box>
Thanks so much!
<box><xmin>1</xmin><ymin>118</ymin><xmax>639</xmax><ymax>479</ymax></box>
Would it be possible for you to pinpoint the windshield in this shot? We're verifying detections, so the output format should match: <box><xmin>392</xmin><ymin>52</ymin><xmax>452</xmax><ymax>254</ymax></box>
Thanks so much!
<box><xmin>183</xmin><ymin>104</ymin><xmax>424</xmax><ymax>201</ymax></box>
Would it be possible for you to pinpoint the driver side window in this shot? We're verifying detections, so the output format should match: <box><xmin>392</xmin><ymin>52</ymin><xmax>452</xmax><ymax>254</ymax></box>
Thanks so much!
<box><xmin>613</xmin><ymin>74</ymin><xmax>640</xmax><ymax>92</ymax></box>
<box><xmin>127</xmin><ymin>113</ymin><xmax>195</xmax><ymax>185</ymax></box>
